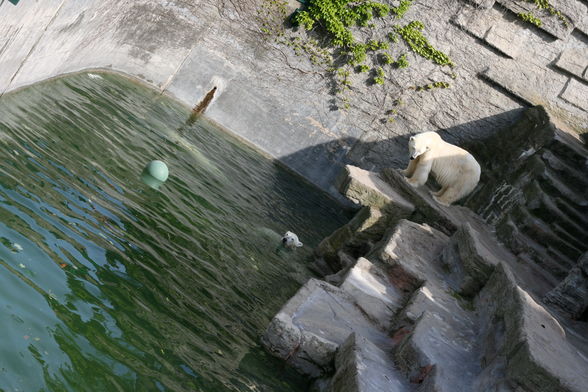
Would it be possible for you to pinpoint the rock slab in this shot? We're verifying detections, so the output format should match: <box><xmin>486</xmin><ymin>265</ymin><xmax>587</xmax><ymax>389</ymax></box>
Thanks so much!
<box><xmin>261</xmin><ymin>278</ymin><xmax>390</xmax><ymax>378</ymax></box>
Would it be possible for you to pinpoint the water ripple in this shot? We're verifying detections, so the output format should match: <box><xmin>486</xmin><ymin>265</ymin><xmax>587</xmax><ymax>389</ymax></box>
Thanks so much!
<box><xmin>0</xmin><ymin>73</ymin><xmax>348</xmax><ymax>391</ymax></box>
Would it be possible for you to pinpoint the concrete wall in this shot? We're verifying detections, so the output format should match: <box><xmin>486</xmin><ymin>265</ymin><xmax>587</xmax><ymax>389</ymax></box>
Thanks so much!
<box><xmin>1</xmin><ymin>0</ymin><xmax>586</xmax><ymax>199</ymax></box>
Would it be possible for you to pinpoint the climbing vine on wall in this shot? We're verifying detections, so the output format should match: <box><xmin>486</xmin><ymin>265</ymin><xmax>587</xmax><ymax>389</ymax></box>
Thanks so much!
<box><xmin>518</xmin><ymin>12</ymin><xmax>542</xmax><ymax>27</ymax></box>
<box><xmin>257</xmin><ymin>0</ymin><xmax>456</xmax><ymax>112</ymax></box>
<box><xmin>520</xmin><ymin>0</ymin><xmax>571</xmax><ymax>29</ymax></box>
<box><xmin>393</xmin><ymin>21</ymin><xmax>454</xmax><ymax>67</ymax></box>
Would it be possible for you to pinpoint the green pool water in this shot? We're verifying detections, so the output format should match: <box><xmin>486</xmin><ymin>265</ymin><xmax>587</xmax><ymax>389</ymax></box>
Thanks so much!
<box><xmin>0</xmin><ymin>73</ymin><xmax>349</xmax><ymax>391</ymax></box>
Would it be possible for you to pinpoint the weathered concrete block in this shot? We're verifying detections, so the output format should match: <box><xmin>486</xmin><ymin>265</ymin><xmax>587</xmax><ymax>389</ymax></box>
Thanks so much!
<box><xmin>484</xmin><ymin>22</ymin><xmax>527</xmax><ymax>58</ymax></box>
<box><xmin>559</xmin><ymin>78</ymin><xmax>588</xmax><ymax>112</ymax></box>
<box><xmin>338</xmin><ymin>165</ymin><xmax>415</xmax><ymax>218</ymax></box>
<box><xmin>340</xmin><ymin>257</ymin><xmax>404</xmax><ymax>330</ymax></box>
<box><xmin>544</xmin><ymin>252</ymin><xmax>588</xmax><ymax>319</ymax></box>
<box><xmin>477</xmin><ymin>264</ymin><xmax>588</xmax><ymax>392</ymax></box>
<box><xmin>451</xmin><ymin>5</ymin><xmax>493</xmax><ymax>38</ymax></box>
<box><xmin>554</xmin><ymin>49</ymin><xmax>588</xmax><ymax>82</ymax></box>
<box><xmin>330</xmin><ymin>333</ymin><xmax>410</xmax><ymax>392</ymax></box>
<box><xmin>261</xmin><ymin>279</ymin><xmax>390</xmax><ymax>378</ymax></box>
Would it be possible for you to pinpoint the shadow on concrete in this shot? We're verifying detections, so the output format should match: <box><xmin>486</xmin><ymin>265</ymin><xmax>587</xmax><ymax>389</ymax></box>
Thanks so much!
<box><xmin>276</xmin><ymin>108</ymin><xmax>527</xmax><ymax>203</ymax></box>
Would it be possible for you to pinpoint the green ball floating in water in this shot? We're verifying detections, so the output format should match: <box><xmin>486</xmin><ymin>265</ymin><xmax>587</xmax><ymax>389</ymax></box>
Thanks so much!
<box><xmin>141</xmin><ymin>160</ymin><xmax>169</xmax><ymax>190</ymax></box>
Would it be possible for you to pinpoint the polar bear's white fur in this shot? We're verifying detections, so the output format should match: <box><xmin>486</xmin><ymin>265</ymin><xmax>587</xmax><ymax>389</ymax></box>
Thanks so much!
<box><xmin>282</xmin><ymin>231</ymin><xmax>303</xmax><ymax>249</ymax></box>
<box><xmin>402</xmin><ymin>131</ymin><xmax>481</xmax><ymax>206</ymax></box>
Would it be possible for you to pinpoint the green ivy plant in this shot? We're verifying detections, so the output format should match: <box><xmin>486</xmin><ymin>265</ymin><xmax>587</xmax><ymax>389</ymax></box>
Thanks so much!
<box><xmin>257</xmin><ymin>0</ymin><xmax>289</xmax><ymax>37</ymax></box>
<box><xmin>380</xmin><ymin>52</ymin><xmax>394</xmax><ymax>65</ymax></box>
<box><xmin>390</xmin><ymin>0</ymin><xmax>413</xmax><ymax>19</ymax></box>
<box><xmin>394</xmin><ymin>21</ymin><xmax>454</xmax><ymax>67</ymax></box>
<box><xmin>373</xmin><ymin>67</ymin><xmax>386</xmax><ymax>84</ymax></box>
<box><xmin>395</xmin><ymin>53</ymin><xmax>409</xmax><ymax>68</ymax></box>
<box><xmin>294</xmin><ymin>0</ymin><xmax>390</xmax><ymax>47</ymax></box>
<box><xmin>412</xmin><ymin>81</ymin><xmax>450</xmax><ymax>91</ymax></box>
<box><xmin>526</xmin><ymin>0</ymin><xmax>570</xmax><ymax>28</ymax></box>
<box><xmin>518</xmin><ymin>12</ymin><xmax>542</xmax><ymax>27</ymax></box>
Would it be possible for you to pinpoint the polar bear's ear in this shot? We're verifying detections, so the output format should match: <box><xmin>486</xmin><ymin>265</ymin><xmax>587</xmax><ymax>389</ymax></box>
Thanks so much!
<box><xmin>409</xmin><ymin>136</ymin><xmax>414</xmax><ymax>141</ymax></box>
<box><xmin>296</xmin><ymin>242</ymin><xmax>303</xmax><ymax>247</ymax></box>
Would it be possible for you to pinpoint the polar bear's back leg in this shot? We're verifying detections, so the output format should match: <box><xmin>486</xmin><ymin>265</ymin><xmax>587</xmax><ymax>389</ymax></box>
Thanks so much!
<box><xmin>436</xmin><ymin>162</ymin><xmax>480</xmax><ymax>205</ymax></box>
<box><xmin>435</xmin><ymin>185</ymin><xmax>466</xmax><ymax>205</ymax></box>
<box><xmin>432</xmin><ymin>186</ymin><xmax>447</xmax><ymax>197</ymax></box>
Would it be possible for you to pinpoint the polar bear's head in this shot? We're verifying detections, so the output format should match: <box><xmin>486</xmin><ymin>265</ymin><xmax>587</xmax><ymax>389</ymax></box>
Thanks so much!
<box><xmin>408</xmin><ymin>131</ymin><xmax>441</xmax><ymax>160</ymax></box>
<box><xmin>281</xmin><ymin>231</ymin><xmax>303</xmax><ymax>249</ymax></box>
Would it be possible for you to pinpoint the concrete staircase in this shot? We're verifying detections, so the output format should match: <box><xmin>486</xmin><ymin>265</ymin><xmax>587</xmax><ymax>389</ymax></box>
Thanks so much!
<box><xmin>262</xmin><ymin>107</ymin><xmax>588</xmax><ymax>392</ymax></box>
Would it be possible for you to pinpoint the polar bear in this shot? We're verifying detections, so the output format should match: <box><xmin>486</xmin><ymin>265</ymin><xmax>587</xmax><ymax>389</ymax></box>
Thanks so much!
<box><xmin>281</xmin><ymin>231</ymin><xmax>303</xmax><ymax>249</ymax></box>
<box><xmin>402</xmin><ymin>131</ymin><xmax>481</xmax><ymax>206</ymax></box>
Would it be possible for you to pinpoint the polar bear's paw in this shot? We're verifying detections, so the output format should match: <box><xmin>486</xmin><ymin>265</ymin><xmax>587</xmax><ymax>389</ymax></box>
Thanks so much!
<box><xmin>432</xmin><ymin>195</ymin><xmax>450</xmax><ymax>206</ymax></box>
<box><xmin>406</xmin><ymin>178</ymin><xmax>420</xmax><ymax>188</ymax></box>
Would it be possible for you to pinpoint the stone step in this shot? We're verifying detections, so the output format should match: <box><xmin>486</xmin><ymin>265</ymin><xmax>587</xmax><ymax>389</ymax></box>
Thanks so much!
<box><xmin>339</xmin><ymin>257</ymin><xmax>406</xmax><ymax>331</ymax></box>
<box><xmin>544</xmin><ymin>252</ymin><xmax>588</xmax><ymax>319</ymax></box>
<box><xmin>261</xmin><ymin>278</ymin><xmax>390</xmax><ymax>378</ymax></box>
<box><xmin>315</xmin><ymin>206</ymin><xmax>393</xmax><ymax>275</ymax></box>
<box><xmin>513</xmin><ymin>205</ymin><xmax>583</xmax><ymax>263</ymax></box>
<box><xmin>329</xmin><ymin>333</ymin><xmax>411</xmax><ymax>392</ymax></box>
<box><xmin>382</xmin><ymin>224</ymin><xmax>480</xmax><ymax>391</ymax></box>
<box><xmin>541</xmin><ymin>150</ymin><xmax>588</xmax><ymax>194</ymax></box>
<box><xmin>394</xmin><ymin>294</ymin><xmax>480</xmax><ymax>392</ymax></box>
<box><xmin>481</xmin><ymin>59</ymin><xmax>568</xmax><ymax>106</ymax></box>
<box><xmin>507</xmin><ymin>228</ymin><xmax>571</xmax><ymax>279</ymax></box>
<box><xmin>531</xmin><ymin>186</ymin><xmax>588</xmax><ymax>245</ymax></box>
<box><xmin>554</xmin><ymin>197</ymin><xmax>588</xmax><ymax>231</ymax></box>
<box><xmin>559</xmin><ymin>78</ymin><xmax>588</xmax><ymax>112</ymax></box>
<box><xmin>548</xmin><ymin>130</ymin><xmax>588</xmax><ymax>168</ymax></box>
<box><xmin>551</xmin><ymin>222</ymin><xmax>588</xmax><ymax>257</ymax></box>
<box><xmin>368</xmin><ymin>219</ymin><xmax>449</xmax><ymax>284</ymax></box>
<box><xmin>545</xmin><ymin>245</ymin><xmax>578</xmax><ymax>274</ymax></box>
<box><xmin>539</xmin><ymin>166</ymin><xmax>588</xmax><ymax>208</ymax></box>
<box><xmin>476</xmin><ymin>264</ymin><xmax>588</xmax><ymax>392</ymax></box>
<box><xmin>439</xmin><ymin>223</ymin><xmax>502</xmax><ymax>296</ymax></box>
<box><xmin>336</xmin><ymin>165</ymin><xmax>415</xmax><ymax>218</ymax></box>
